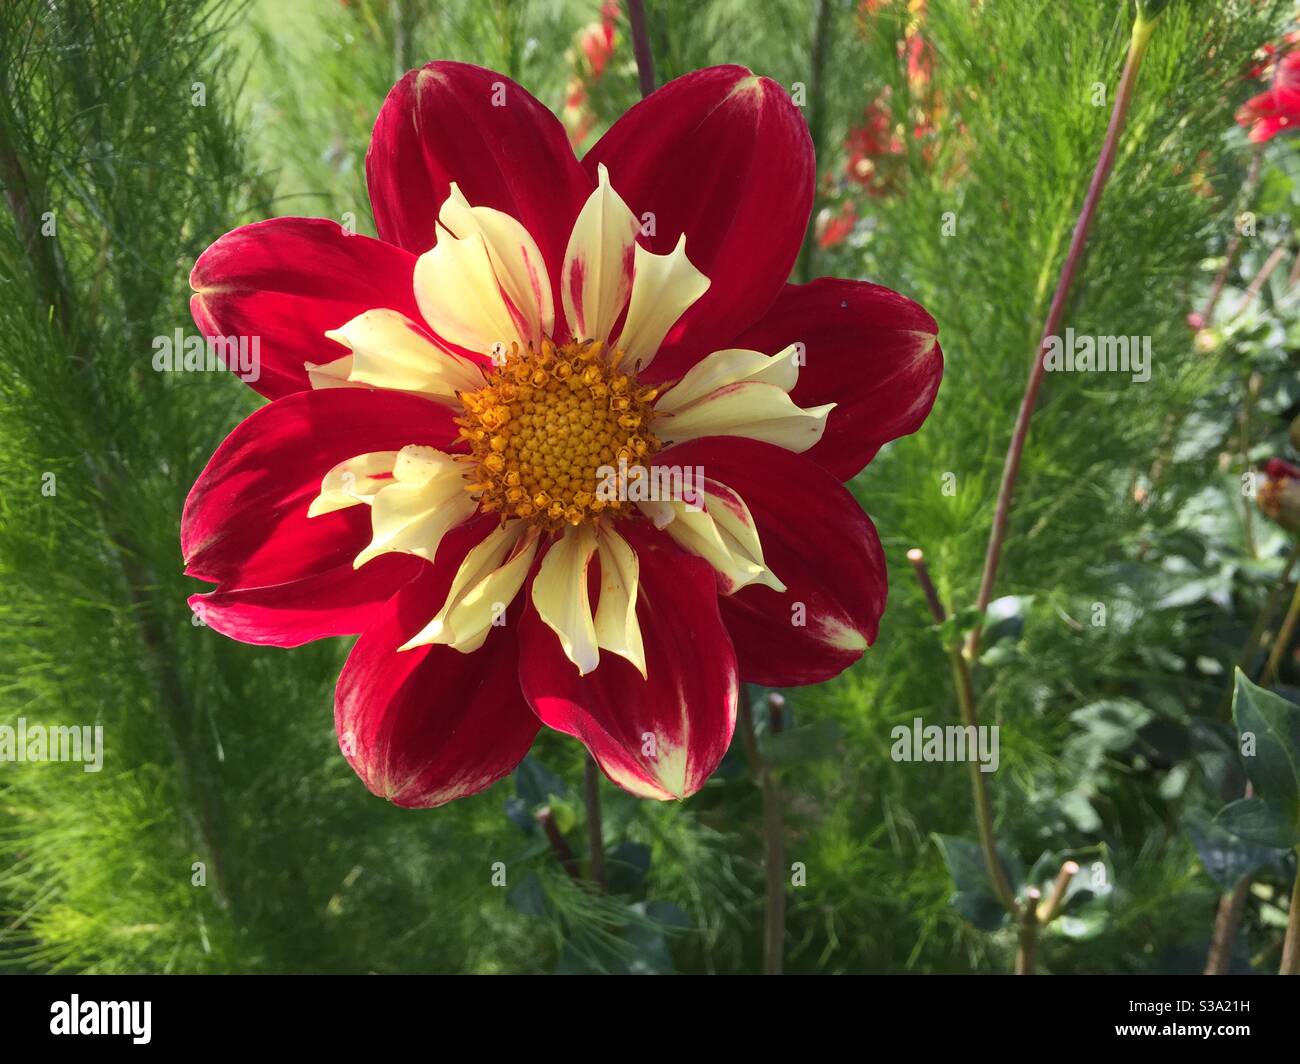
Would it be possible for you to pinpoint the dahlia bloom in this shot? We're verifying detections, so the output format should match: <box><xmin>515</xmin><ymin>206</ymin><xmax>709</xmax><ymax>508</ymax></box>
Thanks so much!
<box><xmin>1238</xmin><ymin>49</ymin><xmax>1300</xmax><ymax>143</ymax></box>
<box><xmin>1259</xmin><ymin>458</ymin><xmax>1300</xmax><ymax>532</ymax></box>
<box><xmin>183</xmin><ymin>62</ymin><xmax>942</xmax><ymax>806</ymax></box>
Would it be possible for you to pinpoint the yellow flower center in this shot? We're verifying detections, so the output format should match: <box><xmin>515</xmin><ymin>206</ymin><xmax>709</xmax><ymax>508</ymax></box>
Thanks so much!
<box><xmin>456</xmin><ymin>339</ymin><xmax>661</xmax><ymax>528</ymax></box>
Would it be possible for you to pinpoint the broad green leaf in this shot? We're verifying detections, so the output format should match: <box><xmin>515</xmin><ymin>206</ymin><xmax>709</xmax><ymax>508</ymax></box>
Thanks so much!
<box><xmin>934</xmin><ymin>834</ymin><xmax>1015</xmax><ymax>931</ymax></box>
<box><xmin>1231</xmin><ymin>670</ymin><xmax>1300</xmax><ymax>842</ymax></box>
<box><xmin>1214</xmin><ymin>797</ymin><xmax>1296</xmax><ymax>851</ymax></box>
<box><xmin>1186</xmin><ymin>808</ymin><xmax>1289</xmax><ymax>888</ymax></box>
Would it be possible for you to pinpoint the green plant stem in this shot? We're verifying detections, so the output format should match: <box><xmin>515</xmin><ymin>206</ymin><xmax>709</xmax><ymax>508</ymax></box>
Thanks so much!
<box><xmin>1263</xmin><ymin>574</ymin><xmax>1300</xmax><ymax>687</ymax></box>
<box><xmin>737</xmin><ymin>686</ymin><xmax>786</xmax><ymax>975</ymax></box>
<box><xmin>967</xmin><ymin>12</ymin><xmax>1160</xmax><ymax>658</ymax></box>
<box><xmin>1281</xmin><ymin>850</ymin><xmax>1300</xmax><ymax>975</ymax></box>
<box><xmin>948</xmin><ymin>646</ymin><xmax>1019</xmax><ymax>915</ymax></box>
<box><xmin>583</xmin><ymin>758</ymin><xmax>606</xmax><ymax>890</ymax></box>
<box><xmin>908</xmin><ymin>551</ymin><xmax>1019</xmax><ymax>919</ymax></box>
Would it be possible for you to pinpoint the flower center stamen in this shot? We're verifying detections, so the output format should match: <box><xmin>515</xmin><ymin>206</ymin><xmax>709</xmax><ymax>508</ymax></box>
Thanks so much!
<box><xmin>456</xmin><ymin>339</ymin><xmax>661</xmax><ymax>528</ymax></box>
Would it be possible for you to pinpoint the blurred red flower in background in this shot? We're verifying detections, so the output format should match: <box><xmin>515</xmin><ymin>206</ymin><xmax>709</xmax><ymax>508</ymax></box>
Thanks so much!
<box><xmin>564</xmin><ymin>1</ymin><xmax>620</xmax><ymax>146</ymax></box>
<box><xmin>1238</xmin><ymin>43</ymin><xmax>1300</xmax><ymax>142</ymax></box>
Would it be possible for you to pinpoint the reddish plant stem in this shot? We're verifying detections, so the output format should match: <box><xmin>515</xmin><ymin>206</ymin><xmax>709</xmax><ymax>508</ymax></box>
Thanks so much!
<box><xmin>1037</xmin><ymin>860</ymin><xmax>1080</xmax><ymax>926</ymax></box>
<box><xmin>967</xmin><ymin>14</ymin><xmax>1158</xmax><ymax>658</ymax></box>
<box><xmin>1232</xmin><ymin>245</ymin><xmax>1289</xmax><ymax>320</ymax></box>
<box><xmin>1015</xmin><ymin>888</ymin><xmax>1041</xmax><ymax>975</ymax></box>
<box><xmin>1198</xmin><ymin>145</ymin><xmax>1264</xmax><ymax>328</ymax></box>
<box><xmin>536</xmin><ymin>806</ymin><xmax>581</xmax><ymax>880</ymax></box>
<box><xmin>1205</xmin><ymin>874</ymin><xmax>1253</xmax><ymax>975</ymax></box>
<box><xmin>626</xmin><ymin>0</ymin><xmax>656</xmax><ymax>97</ymax></box>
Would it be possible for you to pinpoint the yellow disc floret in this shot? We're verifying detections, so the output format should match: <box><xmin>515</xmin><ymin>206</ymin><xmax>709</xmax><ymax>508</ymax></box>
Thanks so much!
<box><xmin>456</xmin><ymin>339</ymin><xmax>661</xmax><ymax>528</ymax></box>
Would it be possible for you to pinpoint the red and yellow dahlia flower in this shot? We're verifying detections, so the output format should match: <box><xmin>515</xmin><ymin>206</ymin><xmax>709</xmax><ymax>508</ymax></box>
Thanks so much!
<box><xmin>183</xmin><ymin>62</ymin><xmax>942</xmax><ymax>807</ymax></box>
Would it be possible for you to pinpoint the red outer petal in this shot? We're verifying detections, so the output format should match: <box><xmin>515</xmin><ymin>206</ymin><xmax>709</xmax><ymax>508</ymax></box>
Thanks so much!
<box><xmin>366</xmin><ymin>61</ymin><xmax>591</xmax><ymax>290</ymax></box>
<box><xmin>655</xmin><ymin>438</ymin><xmax>887</xmax><ymax>687</ymax></box>
<box><xmin>190</xmin><ymin>553</ymin><xmax>421</xmax><ymax>648</ymax></box>
<box><xmin>335</xmin><ymin>519</ymin><xmax>538</xmax><ymax>808</ymax></box>
<box><xmin>189</xmin><ymin>218</ymin><xmax>424</xmax><ymax>400</ymax></box>
<box><xmin>182</xmin><ymin>388</ymin><xmax>459</xmax><ymax>644</ymax></box>
<box><xmin>584</xmin><ymin>65</ymin><xmax>814</xmax><ymax>378</ymax></box>
<box><xmin>731</xmin><ymin>278</ymin><xmax>943</xmax><ymax>480</ymax></box>
<box><xmin>518</xmin><ymin>522</ymin><xmax>738</xmax><ymax>800</ymax></box>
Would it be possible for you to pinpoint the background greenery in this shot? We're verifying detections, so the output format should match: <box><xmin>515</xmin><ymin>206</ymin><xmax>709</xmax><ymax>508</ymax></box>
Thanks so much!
<box><xmin>2</xmin><ymin>0</ymin><xmax>1298</xmax><ymax>974</ymax></box>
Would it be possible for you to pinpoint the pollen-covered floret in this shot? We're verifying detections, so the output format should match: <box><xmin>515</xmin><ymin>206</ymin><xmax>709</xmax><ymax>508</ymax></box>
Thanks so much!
<box><xmin>456</xmin><ymin>338</ymin><xmax>661</xmax><ymax>528</ymax></box>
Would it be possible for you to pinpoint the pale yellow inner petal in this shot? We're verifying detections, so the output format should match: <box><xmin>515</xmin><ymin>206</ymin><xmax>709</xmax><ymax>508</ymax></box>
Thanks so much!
<box><xmin>307</xmin><ymin>450</ymin><xmax>399</xmax><ymax>517</ymax></box>
<box><xmin>413</xmin><ymin>225</ymin><xmax>530</xmax><ymax>356</ymax></box>
<box><xmin>657</xmin><ymin>381</ymin><xmax>834</xmax><ymax>452</ymax></box>
<box><xmin>637</xmin><ymin>482</ymin><xmax>784</xmax><ymax>595</ymax></box>
<box><xmin>304</xmin><ymin>353</ymin><xmax>356</xmax><ymax>390</ymax></box>
<box><xmin>655</xmin><ymin>345</ymin><xmax>800</xmax><ymax>411</ymax></box>
<box><xmin>438</xmin><ymin>184</ymin><xmax>554</xmax><ymax>347</ymax></box>
<box><xmin>400</xmin><ymin>521</ymin><xmax>540</xmax><ymax>653</ymax></box>
<box><xmin>353</xmin><ymin>445</ymin><xmax>476</xmax><ymax>569</ymax></box>
<box><xmin>323</xmin><ymin>309</ymin><xmax>485</xmax><ymax>403</ymax></box>
<box><xmin>653</xmin><ymin>343</ymin><xmax>833</xmax><ymax>452</ymax></box>
<box><xmin>561</xmin><ymin>163</ymin><xmax>640</xmax><ymax>344</ymax></box>
<box><xmin>592</xmin><ymin>525</ymin><xmax>645</xmax><ymax>678</ymax></box>
<box><xmin>531</xmin><ymin>523</ymin><xmax>600</xmax><ymax>675</ymax></box>
<box><xmin>531</xmin><ymin>523</ymin><xmax>649</xmax><ymax>677</ymax></box>
<box><xmin>615</xmin><ymin>235</ymin><xmax>710</xmax><ymax>374</ymax></box>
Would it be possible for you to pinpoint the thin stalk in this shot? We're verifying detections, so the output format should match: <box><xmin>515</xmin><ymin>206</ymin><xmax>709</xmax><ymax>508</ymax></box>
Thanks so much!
<box><xmin>909</xmin><ymin>550</ymin><xmax>1019</xmax><ymax>918</ymax></box>
<box><xmin>536</xmin><ymin>806</ymin><xmax>580</xmax><ymax>880</ymax></box>
<box><xmin>1263</xmin><ymin>575</ymin><xmax>1300</xmax><ymax>687</ymax></box>
<box><xmin>796</xmin><ymin>0</ymin><xmax>834</xmax><ymax>283</ymax></box>
<box><xmin>737</xmin><ymin>686</ymin><xmax>786</xmax><ymax>976</ymax></box>
<box><xmin>626</xmin><ymin>0</ymin><xmax>656</xmax><ymax>97</ymax></box>
<box><xmin>948</xmin><ymin>645</ymin><xmax>1019</xmax><ymax>915</ymax></box>
<box><xmin>1230</xmin><ymin>244</ymin><xmax>1289</xmax><ymax>321</ymax></box>
<box><xmin>1205</xmin><ymin>876</ymin><xmax>1252</xmax><ymax>976</ymax></box>
<box><xmin>967</xmin><ymin>12</ymin><xmax>1161</xmax><ymax>657</ymax></box>
<box><xmin>1197</xmin><ymin>145</ymin><xmax>1264</xmax><ymax>328</ymax></box>
<box><xmin>1015</xmin><ymin>889</ymin><xmax>1041</xmax><ymax>975</ymax></box>
<box><xmin>1281</xmin><ymin>850</ymin><xmax>1300</xmax><ymax>975</ymax></box>
<box><xmin>583</xmin><ymin>758</ymin><xmax>606</xmax><ymax>890</ymax></box>
<box><xmin>1037</xmin><ymin>860</ymin><xmax>1080</xmax><ymax>926</ymax></box>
